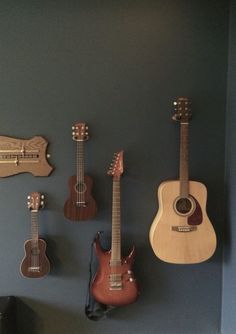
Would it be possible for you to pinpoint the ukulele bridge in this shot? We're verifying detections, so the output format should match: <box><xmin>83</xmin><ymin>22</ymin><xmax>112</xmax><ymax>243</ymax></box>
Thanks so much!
<box><xmin>172</xmin><ymin>226</ymin><xmax>197</xmax><ymax>232</ymax></box>
<box><xmin>109</xmin><ymin>273</ymin><xmax>122</xmax><ymax>290</ymax></box>
<box><xmin>28</xmin><ymin>266</ymin><xmax>41</xmax><ymax>272</ymax></box>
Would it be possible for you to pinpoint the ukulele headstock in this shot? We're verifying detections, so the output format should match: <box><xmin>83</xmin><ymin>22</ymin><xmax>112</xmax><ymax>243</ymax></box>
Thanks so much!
<box><xmin>107</xmin><ymin>151</ymin><xmax>124</xmax><ymax>178</ymax></box>
<box><xmin>172</xmin><ymin>97</ymin><xmax>192</xmax><ymax>123</ymax></box>
<box><xmin>27</xmin><ymin>192</ymin><xmax>45</xmax><ymax>211</ymax></box>
<box><xmin>72</xmin><ymin>123</ymin><xmax>89</xmax><ymax>141</ymax></box>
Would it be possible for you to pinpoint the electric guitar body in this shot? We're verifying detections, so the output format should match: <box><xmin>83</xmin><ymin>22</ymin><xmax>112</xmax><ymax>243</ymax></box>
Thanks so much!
<box><xmin>91</xmin><ymin>235</ymin><xmax>138</xmax><ymax>306</ymax></box>
<box><xmin>64</xmin><ymin>174</ymin><xmax>97</xmax><ymax>220</ymax></box>
<box><xmin>91</xmin><ymin>151</ymin><xmax>139</xmax><ymax>306</ymax></box>
<box><xmin>149</xmin><ymin>97</ymin><xmax>217</xmax><ymax>264</ymax></box>
<box><xmin>149</xmin><ymin>180</ymin><xmax>217</xmax><ymax>264</ymax></box>
<box><xmin>20</xmin><ymin>192</ymin><xmax>50</xmax><ymax>278</ymax></box>
<box><xmin>64</xmin><ymin>123</ymin><xmax>97</xmax><ymax>221</ymax></box>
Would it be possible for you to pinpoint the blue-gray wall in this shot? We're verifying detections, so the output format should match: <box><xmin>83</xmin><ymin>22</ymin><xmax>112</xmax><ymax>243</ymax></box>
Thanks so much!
<box><xmin>222</xmin><ymin>0</ymin><xmax>236</xmax><ymax>333</ymax></box>
<box><xmin>0</xmin><ymin>1</ymin><xmax>229</xmax><ymax>334</ymax></box>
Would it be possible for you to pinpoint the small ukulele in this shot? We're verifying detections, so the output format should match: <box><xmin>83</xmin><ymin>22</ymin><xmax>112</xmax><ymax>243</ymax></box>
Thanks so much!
<box><xmin>64</xmin><ymin>123</ymin><xmax>97</xmax><ymax>221</ymax></box>
<box><xmin>20</xmin><ymin>192</ymin><xmax>50</xmax><ymax>278</ymax></box>
<box><xmin>149</xmin><ymin>97</ymin><xmax>217</xmax><ymax>264</ymax></box>
<box><xmin>91</xmin><ymin>151</ymin><xmax>138</xmax><ymax>306</ymax></box>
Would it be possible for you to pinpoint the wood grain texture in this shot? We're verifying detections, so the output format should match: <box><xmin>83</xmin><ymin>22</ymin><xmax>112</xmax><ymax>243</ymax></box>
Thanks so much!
<box><xmin>20</xmin><ymin>239</ymin><xmax>50</xmax><ymax>278</ymax></box>
<box><xmin>91</xmin><ymin>236</ymin><xmax>139</xmax><ymax>306</ymax></box>
<box><xmin>64</xmin><ymin>174</ymin><xmax>97</xmax><ymax>221</ymax></box>
<box><xmin>0</xmin><ymin>135</ymin><xmax>53</xmax><ymax>177</ymax></box>
<box><xmin>149</xmin><ymin>180</ymin><xmax>217</xmax><ymax>264</ymax></box>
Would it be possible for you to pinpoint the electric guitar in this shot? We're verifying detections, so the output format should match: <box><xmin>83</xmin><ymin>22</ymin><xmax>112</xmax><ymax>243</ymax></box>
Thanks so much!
<box><xmin>149</xmin><ymin>97</ymin><xmax>217</xmax><ymax>264</ymax></box>
<box><xmin>64</xmin><ymin>123</ymin><xmax>97</xmax><ymax>221</ymax></box>
<box><xmin>20</xmin><ymin>192</ymin><xmax>50</xmax><ymax>278</ymax></box>
<box><xmin>91</xmin><ymin>151</ymin><xmax>138</xmax><ymax>306</ymax></box>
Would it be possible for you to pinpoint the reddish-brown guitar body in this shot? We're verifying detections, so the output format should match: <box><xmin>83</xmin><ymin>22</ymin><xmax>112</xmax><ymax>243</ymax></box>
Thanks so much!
<box><xmin>64</xmin><ymin>174</ymin><xmax>97</xmax><ymax>221</ymax></box>
<box><xmin>20</xmin><ymin>239</ymin><xmax>50</xmax><ymax>278</ymax></box>
<box><xmin>91</xmin><ymin>236</ymin><xmax>139</xmax><ymax>306</ymax></box>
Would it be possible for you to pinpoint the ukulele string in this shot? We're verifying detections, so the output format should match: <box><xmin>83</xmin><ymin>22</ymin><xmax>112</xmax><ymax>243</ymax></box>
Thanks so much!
<box><xmin>31</xmin><ymin>211</ymin><xmax>39</xmax><ymax>269</ymax></box>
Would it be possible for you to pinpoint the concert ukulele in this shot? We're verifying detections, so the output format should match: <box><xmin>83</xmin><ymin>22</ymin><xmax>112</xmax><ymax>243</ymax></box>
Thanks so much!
<box><xmin>91</xmin><ymin>151</ymin><xmax>139</xmax><ymax>306</ymax></box>
<box><xmin>64</xmin><ymin>123</ymin><xmax>97</xmax><ymax>221</ymax></box>
<box><xmin>149</xmin><ymin>97</ymin><xmax>217</xmax><ymax>264</ymax></box>
<box><xmin>20</xmin><ymin>192</ymin><xmax>50</xmax><ymax>278</ymax></box>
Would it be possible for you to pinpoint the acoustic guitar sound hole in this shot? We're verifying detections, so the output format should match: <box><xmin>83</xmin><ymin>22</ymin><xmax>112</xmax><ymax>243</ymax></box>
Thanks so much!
<box><xmin>175</xmin><ymin>197</ymin><xmax>194</xmax><ymax>215</ymax></box>
<box><xmin>75</xmin><ymin>182</ymin><xmax>86</xmax><ymax>193</ymax></box>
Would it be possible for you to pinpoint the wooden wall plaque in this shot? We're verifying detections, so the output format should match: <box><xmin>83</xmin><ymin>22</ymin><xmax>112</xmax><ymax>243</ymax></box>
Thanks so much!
<box><xmin>0</xmin><ymin>135</ymin><xmax>54</xmax><ymax>177</ymax></box>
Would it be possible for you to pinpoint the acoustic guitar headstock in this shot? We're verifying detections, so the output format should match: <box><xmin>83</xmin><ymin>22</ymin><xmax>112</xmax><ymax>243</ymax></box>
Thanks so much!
<box><xmin>27</xmin><ymin>192</ymin><xmax>45</xmax><ymax>211</ymax></box>
<box><xmin>172</xmin><ymin>97</ymin><xmax>192</xmax><ymax>123</ymax></box>
<box><xmin>107</xmin><ymin>151</ymin><xmax>124</xmax><ymax>178</ymax></box>
<box><xmin>72</xmin><ymin>123</ymin><xmax>89</xmax><ymax>141</ymax></box>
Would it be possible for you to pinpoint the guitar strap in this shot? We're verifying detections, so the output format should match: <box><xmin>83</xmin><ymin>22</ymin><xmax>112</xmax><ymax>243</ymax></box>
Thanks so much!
<box><xmin>85</xmin><ymin>231</ymin><xmax>115</xmax><ymax>321</ymax></box>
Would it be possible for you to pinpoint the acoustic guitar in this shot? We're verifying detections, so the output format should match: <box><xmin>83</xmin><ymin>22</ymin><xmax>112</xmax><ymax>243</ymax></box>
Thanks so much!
<box><xmin>91</xmin><ymin>151</ymin><xmax>139</xmax><ymax>306</ymax></box>
<box><xmin>64</xmin><ymin>123</ymin><xmax>97</xmax><ymax>221</ymax></box>
<box><xmin>149</xmin><ymin>97</ymin><xmax>217</xmax><ymax>264</ymax></box>
<box><xmin>20</xmin><ymin>192</ymin><xmax>50</xmax><ymax>278</ymax></box>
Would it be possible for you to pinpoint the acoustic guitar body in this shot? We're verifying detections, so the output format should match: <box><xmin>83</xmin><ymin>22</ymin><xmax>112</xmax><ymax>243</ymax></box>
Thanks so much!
<box><xmin>20</xmin><ymin>239</ymin><xmax>50</xmax><ymax>278</ymax></box>
<box><xmin>64</xmin><ymin>174</ymin><xmax>97</xmax><ymax>221</ymax></box>
<box><xmin>91</xmin><ymin>237</ymin><xmax>139</xmax><ymax>306</ymax></box>
<box><xmin>149</xmin><ymin>180</ymin><xmax>217</xmax><ymax>264</ymax></box>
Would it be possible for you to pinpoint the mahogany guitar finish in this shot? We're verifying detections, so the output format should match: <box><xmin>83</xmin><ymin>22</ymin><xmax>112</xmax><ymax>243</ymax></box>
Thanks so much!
<box><xmin>21</xmin><ymin>239</ymin><xmax>50</xmax><ymax>278</ymax></box>
<box><xmin>91</xmin><ymin>151</ymin><xmax>139</xmax><ymax>306</ymax></box>
<box><xmin>64</xmin><ymin>175</ymin><xmax>97</xmax><ymax>220</ymax></box>
<box><xmin>149</xmin><ymin>98</ymin><xmax>217</xmax><ymax>264</ymax></box>
<box><xmin>91</xmin><ymin>235</ymin><xmax>138</xmax><ymax>306</ymax></box>
<box><xmin>0</xmin><ymin>135</ymin><xmax>53</xmax><ymax>177</ymax></box>
<box><xmin>20</xmin><ymin>192</ymin><xmax>50</xmax><ymax>278</ymax></box>
<box><xmin>64</xmin><ymin>123</ymin><xmax>97</xmax><ymax>221</ymax></box>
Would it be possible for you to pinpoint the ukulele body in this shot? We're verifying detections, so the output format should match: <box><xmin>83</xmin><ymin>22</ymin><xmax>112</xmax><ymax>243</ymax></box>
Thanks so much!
<box><xmin>20</xmin><ymin>239</ymin><xmax>50</xmax><ymax>278</ymax></box>
<box><xmin>64</xmin><ymin>174</ymin><xmax>97</xmax><ymax>221</ymax></box>
<box><xmin>91</xmin><ymin>235</ymin><xmax>138</xmax><ymax>306</ymax></box>
<box><xmin>149</xmin><ymin>180</ymin><xmax>217</xmax><ymax>264</ymax></box>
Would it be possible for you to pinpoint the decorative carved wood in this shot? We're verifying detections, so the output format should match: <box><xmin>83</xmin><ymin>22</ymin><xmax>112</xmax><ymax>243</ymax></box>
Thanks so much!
<box><xmin>0</xmin><ymin>135</ymin><xmax>53</xmax><ymax>177</ymax></box>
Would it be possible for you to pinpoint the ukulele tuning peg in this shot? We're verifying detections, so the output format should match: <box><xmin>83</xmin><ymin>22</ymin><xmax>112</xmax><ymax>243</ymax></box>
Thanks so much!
<box><xmin>86</xmin><ymin>126</ymin><xmax>88</xmax><ymax>129</ymax></box>
<box><xmin>40</xmin><ymin>201</ymin><xmax>44</xmax><ymax>206</ymax></box>
<box><xmin>41</xmin><ymin>195</ymin><xmax>45</xmax><ymax>199</ymax></box>
<box><xmin>173</xmin><ymin>101</ymin><xmax>177</xmax><ymax>106</ymax></box>
<box><xmin>72</xmin><ymin>126</ymin><xmax>75</xmax><ymax>130</ymax></box>
<box><xmin>27</xmin><ymin>195</ymin><xmax>31</xmax><ymax>199</ymax></box>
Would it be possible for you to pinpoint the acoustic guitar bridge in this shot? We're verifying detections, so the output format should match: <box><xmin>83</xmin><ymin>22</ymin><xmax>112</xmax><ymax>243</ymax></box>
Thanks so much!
<box><xmin>172</xmin><ymin>226</ymin><xmax>197</xmax><ymax>232</ymax></box>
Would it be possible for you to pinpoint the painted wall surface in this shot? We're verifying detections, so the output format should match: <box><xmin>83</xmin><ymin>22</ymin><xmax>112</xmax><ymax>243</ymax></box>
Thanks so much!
<box><xmin>222</xmin><ymin>0</ymin><xmax>236</xmax><ymax>333</ymax></box>
<box><xmin>0</xmin><ymin>1</ymin><xmax>228</xmax><ymax>334</ymax></box>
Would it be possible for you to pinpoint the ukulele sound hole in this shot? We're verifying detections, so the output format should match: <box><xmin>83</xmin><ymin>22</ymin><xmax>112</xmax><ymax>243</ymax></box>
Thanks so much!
<box><xmin>31</xmin><ymin>248</ymin><xmax>40</xmax><ymax>256</ymax></box>
<box><xmin>75</xmin><ymin>182</ymin><xmax>86</xmax><ymax>193</ymax></box>
<box><xmin>174</xmin><ymin>197</ymin><xmax>195</xmax><ymax>215</ymax></box>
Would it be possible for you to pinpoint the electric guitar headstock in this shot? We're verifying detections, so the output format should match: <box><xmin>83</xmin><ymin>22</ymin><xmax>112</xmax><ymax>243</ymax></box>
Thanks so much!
<box><xmin>172</xmin><ymin>97</ymin><xmax>192</xmax><ymax>123</ymax></box>
<box><xmin>107</xmin><ymin>151</ymin><xmax>124</xmax><ymax>179</ymax></box>
<box><xmin>72</xmin><ymin>123</ymin><xmax>89</xmax><ymax>141</ymax></box>
<box><xmin>27</xmin><ymin>192</ymin><xmax>45</xmax><ymax>211</ymax></box>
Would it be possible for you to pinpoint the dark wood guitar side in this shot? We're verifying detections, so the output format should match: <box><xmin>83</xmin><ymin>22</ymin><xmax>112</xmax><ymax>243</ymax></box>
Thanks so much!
<box><xmin>91</xmin><ymin>151</ymin><xmax>139</xmax><ymax>306</ymax></box>
<box><xmin>20</xmin><ymin>192</ymin><xmax>50</xmax><ymax>278</ymax></box>
<box><xmin>64</xmin><ymin>123</ymin><xmax>97</xmax><ymax>221</ymax></box>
